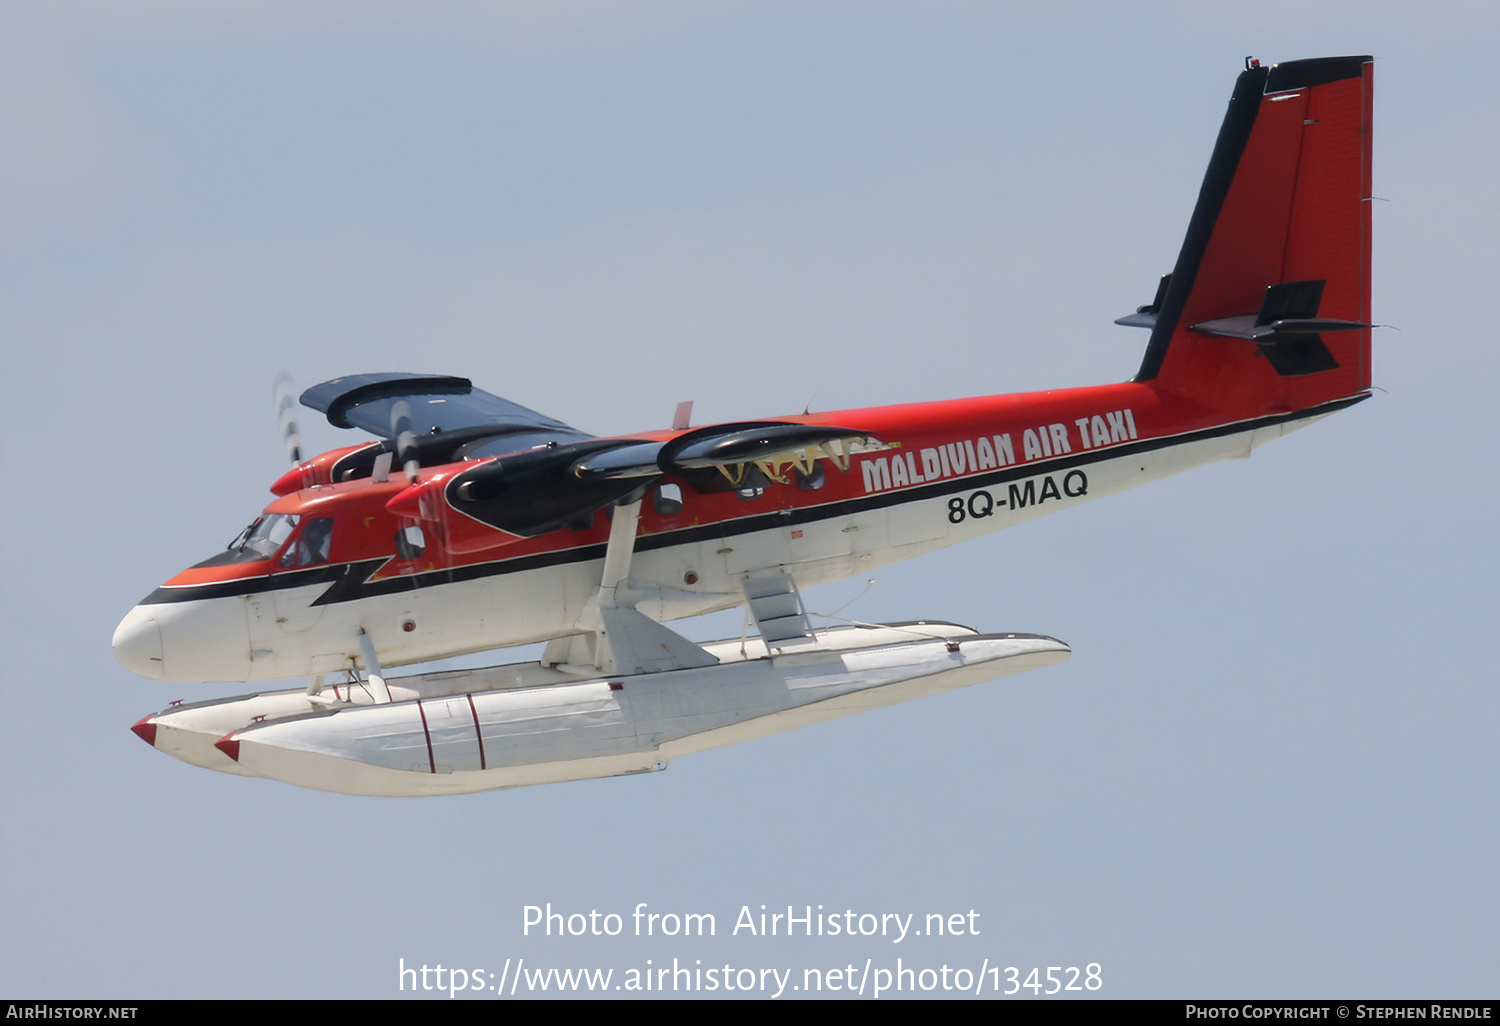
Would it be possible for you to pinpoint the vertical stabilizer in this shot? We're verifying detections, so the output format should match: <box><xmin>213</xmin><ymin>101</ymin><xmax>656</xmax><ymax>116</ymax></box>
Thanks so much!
<box><xmin>1133</xmin><ymin>57</ymin><xmax>1372</xmax><ymax>413</ymax></box>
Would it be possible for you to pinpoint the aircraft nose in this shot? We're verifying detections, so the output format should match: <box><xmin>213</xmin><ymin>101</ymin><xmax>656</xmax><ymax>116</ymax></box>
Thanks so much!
<box><xmin>113</xmin><ymin>607</ymin><xmax>165</xmax><ymax>680</ymax></box>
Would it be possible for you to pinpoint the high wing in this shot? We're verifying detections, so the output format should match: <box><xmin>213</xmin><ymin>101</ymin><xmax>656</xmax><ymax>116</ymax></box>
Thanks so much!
<box><xmin>300</xmin><ymin>372</ymin><xmax>594</xmax><ymax>453</ymax></box>
<box><xmin>389</xmin><ymin>418</ymin><xmax>887</xmax><ymax>540</ymax></box>
<box><xmin>287</xmin><ymin>373</ymin><xmax>595</xmax><ymax>489</ymax></box>
<box><xmin>279</xmin><ymin>372</ymin><xmax>885</xmax><ymax>509</ymax></box>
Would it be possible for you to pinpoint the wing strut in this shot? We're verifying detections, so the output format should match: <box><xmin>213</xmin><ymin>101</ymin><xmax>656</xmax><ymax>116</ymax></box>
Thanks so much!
<box><xmin>356</xmin><ymin>630</ymin><xmax>393</xmax><ymax>704</ymax></box>
<box><xmin>542</xmin><ymin>500</ymin><xmax>719</xmax><ymax>675</ymax></box>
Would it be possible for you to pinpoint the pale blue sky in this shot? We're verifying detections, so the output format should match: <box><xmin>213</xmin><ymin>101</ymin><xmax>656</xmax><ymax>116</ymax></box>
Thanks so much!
<box><xmin>2</xmin><ymin>1</ymin><xmax>1495</xmax><ymax>999</ymax></box>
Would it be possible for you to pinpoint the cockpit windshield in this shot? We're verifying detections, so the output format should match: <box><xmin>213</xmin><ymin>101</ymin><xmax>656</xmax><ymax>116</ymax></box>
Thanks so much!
<box><xmin>191</xmin><ymin>513</ymin><xmax>335</xmax><ymax>570</ymax></box>
<box><xmin>225</xmin><ymin>514</ymin><xmax>300</xmax><ymax>563</ymax></box>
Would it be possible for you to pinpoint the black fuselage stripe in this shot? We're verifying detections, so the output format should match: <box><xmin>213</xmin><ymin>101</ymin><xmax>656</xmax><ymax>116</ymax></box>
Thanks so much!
<box><xmin>140</xmin><ymin>396</ymin><xmax>1365</xmax><ymax>607</ymax></box>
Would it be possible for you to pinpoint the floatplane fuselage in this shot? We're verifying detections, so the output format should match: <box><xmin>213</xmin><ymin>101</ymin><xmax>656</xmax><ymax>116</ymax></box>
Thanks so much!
<box><xmin>116</xmin><ymin>56</ymin><xmax>1375</xmax><ymax>795</ymax></box>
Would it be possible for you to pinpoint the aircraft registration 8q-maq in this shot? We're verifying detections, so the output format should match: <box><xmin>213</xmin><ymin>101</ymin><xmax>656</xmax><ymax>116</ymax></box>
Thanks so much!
<box><xmin>117</xmin><ymin>56</ymin><xmax>1375</xmax><ymax>796</ymax></box>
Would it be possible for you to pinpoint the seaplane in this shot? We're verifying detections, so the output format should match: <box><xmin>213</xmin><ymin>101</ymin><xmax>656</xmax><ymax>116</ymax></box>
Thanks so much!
<box><xmin>117</xmin><ymin>55</ymin><xmax>1375</xmax><ymax>796</ymax></box>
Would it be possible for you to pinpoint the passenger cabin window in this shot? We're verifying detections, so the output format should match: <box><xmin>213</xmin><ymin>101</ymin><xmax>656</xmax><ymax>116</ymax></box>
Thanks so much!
<box><xmin>735</xmin><ymin>466</ymin><xmax>770</xmax><ymax>501</ymax></box>
<box><xmin>794</xmin><ymin>463</ymin><xmax>826</xmax><ymax>491</ymax></box>
<box><xmin>279</xmin><ymin>517</ymin><xmax>334</xmax><ymax>568</ymax></box>
<box><xmin>652</xmin><ymin>483</ymin><xmax>684</xmax><ymax>516</ymax></box>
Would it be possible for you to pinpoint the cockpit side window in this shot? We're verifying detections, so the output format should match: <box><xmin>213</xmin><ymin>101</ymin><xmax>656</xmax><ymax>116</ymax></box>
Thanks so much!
<box><xmin>279</xmin><ymin>517</ymin><xmax>335</xmax><ymax>569</ymax></box>
<box><xmin>394</xmin><ymin>524</ymin><xmax>426</xmax><ymax>560</ymax></box>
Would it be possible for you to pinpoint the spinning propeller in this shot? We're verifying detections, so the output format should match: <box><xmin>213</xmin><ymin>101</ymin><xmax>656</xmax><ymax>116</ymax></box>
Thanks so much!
<box><xmin>273</xmin><ymin>373</ymin><xmax>302</xmax><ymax>465</ymax></box>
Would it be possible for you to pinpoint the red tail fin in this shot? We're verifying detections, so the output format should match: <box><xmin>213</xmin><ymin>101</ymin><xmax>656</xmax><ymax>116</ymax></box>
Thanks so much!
<box><xmin>1133</xmin><ymin>57</ymin><xmax>1372</xmax><ymax>414</ymax></box>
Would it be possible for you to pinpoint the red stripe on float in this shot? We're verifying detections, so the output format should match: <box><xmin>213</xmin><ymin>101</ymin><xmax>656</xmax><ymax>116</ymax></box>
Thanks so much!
<box><xmin>416</xmin><ymin>700</ymin><xmax>435</xmax><ymax>774</ymax></box>
<box><xmin>467</xmin><ymin>694</ymin><xmax>486</xmax><ymax>770</ymax></box>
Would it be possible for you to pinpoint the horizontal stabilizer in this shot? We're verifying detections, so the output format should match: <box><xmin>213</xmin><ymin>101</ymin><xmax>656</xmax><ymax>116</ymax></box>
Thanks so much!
<box><xmin>1115</xmin><ymin>274</ymin><xmax>1173</xmax><ymax>329</ymax></box>
<box><xmin>1189</xmin><ymin>279</ymin><xmax>1368</xmax><ymax>377</ymax></box>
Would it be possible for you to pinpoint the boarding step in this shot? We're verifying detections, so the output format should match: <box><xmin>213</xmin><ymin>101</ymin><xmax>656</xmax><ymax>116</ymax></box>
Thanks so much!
<box><xmin>741</xmin><ymin>570</ymin><xmax>813</xmax><ymax>648</ymax></box>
